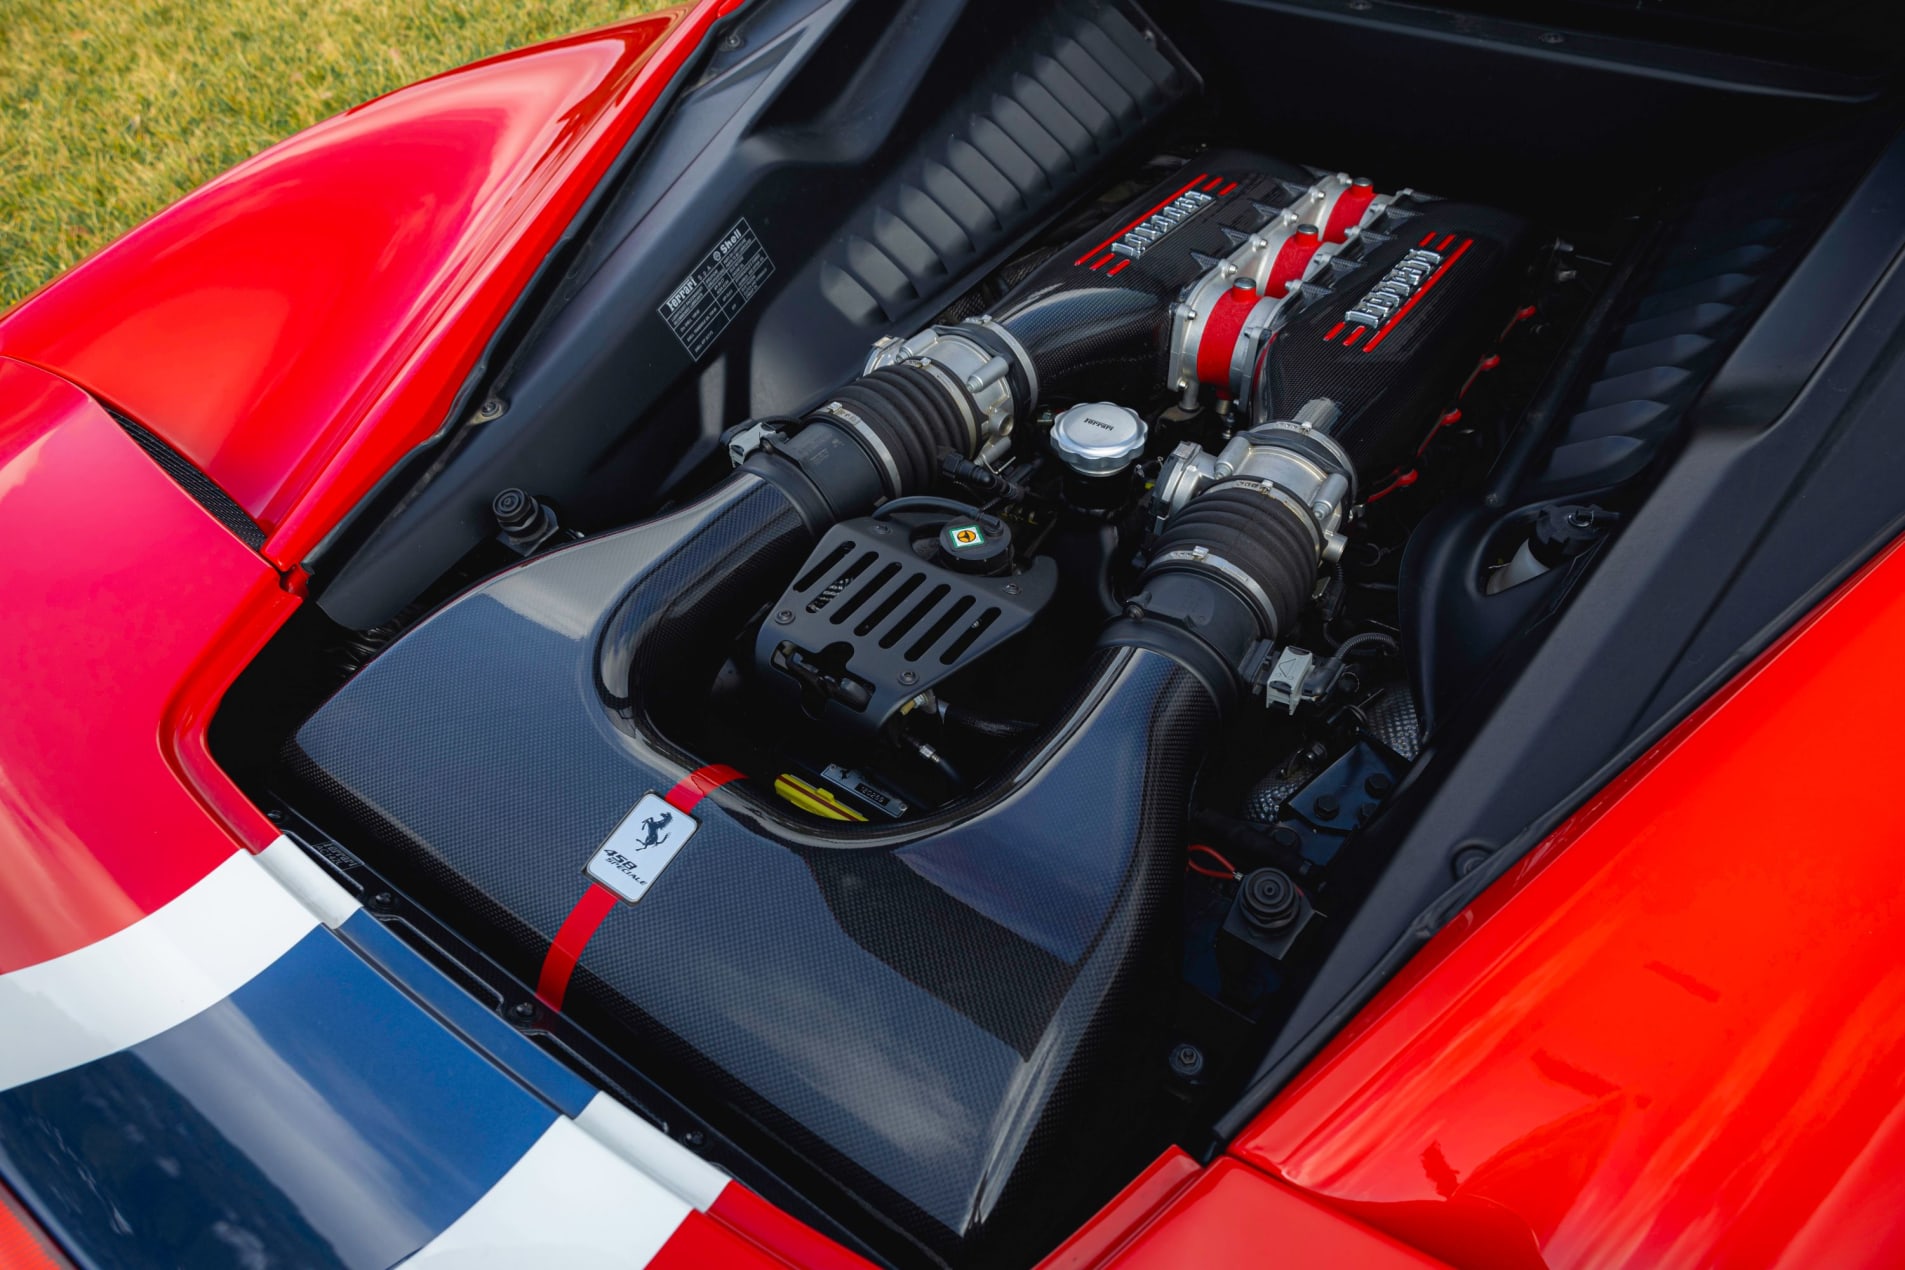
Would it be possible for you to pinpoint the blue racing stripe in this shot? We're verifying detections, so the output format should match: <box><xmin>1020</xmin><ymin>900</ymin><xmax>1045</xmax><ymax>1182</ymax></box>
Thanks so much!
<box><xmin>0</xmin><ymin>927</ymin><xmax>557</xmax><ymax>1269</ymax></box>
<box><xmin>337</xmin><ymin>911</ymin><xmax>595</xmax><ymax>1118</ymax></box>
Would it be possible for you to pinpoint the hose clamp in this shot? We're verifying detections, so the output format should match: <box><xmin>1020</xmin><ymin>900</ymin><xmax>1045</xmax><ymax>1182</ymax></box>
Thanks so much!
<box><xmin>816</xmin><ymin>401</ymin><xmax>903</xmax><ymax>497</ymax></box>
<box><xmin>1223</xmin><ymin>479</ymin><xmax>1325</xmax><ymax>556</ymax></box>
<box><xmin>965</xmin><ymin>314</ymin><xmax>1038</xmax><ymax>416</ymax></box>
<box><xmin>1246</xmin><ymin>419</ymin><xmax>1357</xmax><ymax>507</ymax></box>
<box><xmin>1151</xmin><ymin>546</ymin><xmax>1281</xmax><ymax>634</ymax></box>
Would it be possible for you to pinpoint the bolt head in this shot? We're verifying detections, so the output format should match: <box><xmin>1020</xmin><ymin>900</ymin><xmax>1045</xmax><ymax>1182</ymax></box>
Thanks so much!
<box><xmin>774</xmin><ymin>610</ymin><xmax>794</xmax><ymax>625</ymax></box>
<box><xmin>1169</xmin><ymin>1043</ymin><xmax>1205</xmax><ymax>1078</ymax></box>
<box><xmin>509</xmin><ymin>1001</ymin><xmax>536</xmax><ymax>1021</ymax></box>
<box><xmin>899</xmin><ymin>670</ymin><xmax>919</xmax><ymax>685</ymax></box>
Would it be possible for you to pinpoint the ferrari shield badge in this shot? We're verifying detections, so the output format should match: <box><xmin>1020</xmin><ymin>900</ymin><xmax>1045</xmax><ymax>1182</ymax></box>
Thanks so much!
<box><xmin>585</xmin><ymin>792</ymin><xmax>699</xmax><ymax>904</ymax></box>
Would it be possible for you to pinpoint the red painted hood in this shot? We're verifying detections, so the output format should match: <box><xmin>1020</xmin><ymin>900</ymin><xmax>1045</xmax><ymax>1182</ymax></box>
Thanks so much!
<box><xmin>0</xmin><ymin>2</ymin><xmax>732</xmax><ymax>569</ymax></box>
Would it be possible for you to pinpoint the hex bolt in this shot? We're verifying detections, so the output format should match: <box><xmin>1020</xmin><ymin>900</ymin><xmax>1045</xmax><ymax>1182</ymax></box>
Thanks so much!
<box><xmin>370</xmin><ymin>890</ymin><xmax>394</xmax><ymax>910</ymax></box>
<box><xmin>899</xmin><ymin>670</ymin><xmax>919</xmax><ymax>686</ymax></box>
<box><xmin>682</xmin><ymin>1129</ymin><xmax>706</xmax><ymax>1147</ymax></box>
<box><xmin>474</xmin><ymin>398</ymin><xmax>505</xmax><ymax>422</ymax></box>
<box><xmin>508</xmin><ymin>1001</ymin><xmax>536</xmax><ymax>1022</ymax></box>
<box><xmin>1169</xmin><ymin>1043</ymin><xmax>1205</xmax><ymax>1079</ymax></box>
<box><xmin>1314</xmin><ymin>794</ymin><xmax>1341</xmax><ymax>820</ymax></box>
<box><xmin>774</xmin><ymin>610</ymin><xmax>795</xmax><ymax>625</ymax></box>
<box><xmin>1365</xmin><ymin>772</ymin><xmax>1395</xmax><ymax>798</ymax></box>
<box><xmin>1004</xmin><ymin>583</ymin><xmax>1021</xmax><ymax>596</ymax></box>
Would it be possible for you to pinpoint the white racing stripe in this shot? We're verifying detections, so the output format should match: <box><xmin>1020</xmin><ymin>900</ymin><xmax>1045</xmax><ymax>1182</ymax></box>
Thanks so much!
<box><xmin>255</xmin><ymin>834</ymin><xmax>361</xmax><ymax>929</ymax></box>
<box><xmin>575</xmin><ymin>1091</ymin><xmax>729</xmax><ymax>1211</ymax></box>
<box><xmin>0</xmin><ymin>839</ymin><xmax>357</xmax><ymax>1091</ymax></box>
<box><xmin>400</xmin><ymin>1110</ymin><xmax>709</xmax><ymax>1268</ymax></box>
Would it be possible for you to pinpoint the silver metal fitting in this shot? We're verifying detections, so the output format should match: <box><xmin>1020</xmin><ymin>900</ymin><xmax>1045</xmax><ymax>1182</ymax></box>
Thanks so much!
<box><xmin>1152</xmin><ymin>398</ymin><xmax>1354</xmax><ymax>561</ymax></box>
<box><xmin>1164</xmin><ymin>175</ymin><xmax>1410</xmax><ymax>412</ymax></box>
<box><xmin>865</xmin><ymin>316</ymin><xmax>1035</xmax><ymax>458</ymax></box>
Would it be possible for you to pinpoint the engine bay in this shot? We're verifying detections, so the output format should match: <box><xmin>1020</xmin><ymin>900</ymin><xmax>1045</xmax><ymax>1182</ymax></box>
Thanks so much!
<box><xmin>282</xmin><ymin>144</ymin><xmax>1585</xmax><ymax>1261</ymax></box>
<box><xmin>204</xmin><ymin>0</ymin><xmax>1891</xmax><ymax>1263</ymax></box>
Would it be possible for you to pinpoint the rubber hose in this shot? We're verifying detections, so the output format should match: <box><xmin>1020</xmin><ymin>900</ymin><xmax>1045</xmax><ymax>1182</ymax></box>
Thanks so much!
<box><xmin>1144</xmin><ymin>481</ymin><xmax>1319</xmax><ymax>637</ymax></box>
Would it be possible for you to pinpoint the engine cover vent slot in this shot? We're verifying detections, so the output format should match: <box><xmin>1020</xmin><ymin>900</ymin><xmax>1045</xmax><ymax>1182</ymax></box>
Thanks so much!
<box><xmin>756</xmin><ymin>516</ymin><xmax>1056</xmax><ymax>733</ymax></box>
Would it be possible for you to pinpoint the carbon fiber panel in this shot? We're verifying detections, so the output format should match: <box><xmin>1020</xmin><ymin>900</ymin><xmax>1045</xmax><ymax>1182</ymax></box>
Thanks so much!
<box><xmin>289</xmin><ymin>468</ymin><xmax>1217</xmax><ymax>1259</ymax></box>
<box><xmin>989</xmin><ymin>150</ymin><xmax>1315</xmax><ymax>404</ymax></box>
<box><xmin>1255</xmin><ymin>203</ymin><xmax>1532</xmax><ymax>478</ymax></box>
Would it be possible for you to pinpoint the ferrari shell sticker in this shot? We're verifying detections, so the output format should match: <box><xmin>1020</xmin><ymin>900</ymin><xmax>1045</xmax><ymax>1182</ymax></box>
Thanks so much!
<box><xmin>586</xmin><ymin>792</ymin><xmax>699</xmax><ymax>904</ymax></box>
<box><xmin>658</xmin><ymin>218</ymin><xmax>775</xmax><ymax>360</ymax></box>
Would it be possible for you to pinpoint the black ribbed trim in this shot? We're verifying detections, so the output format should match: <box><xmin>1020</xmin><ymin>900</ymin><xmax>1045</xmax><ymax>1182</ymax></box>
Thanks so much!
<box><xmin>110</xmin><ymin>410</ymin><xmax>268</xmax><ymax>549</ymax></box>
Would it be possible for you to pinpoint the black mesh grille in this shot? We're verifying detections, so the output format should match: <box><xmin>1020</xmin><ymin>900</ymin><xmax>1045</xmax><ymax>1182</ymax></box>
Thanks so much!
<box><xmin>111</xmin><ymin>411</ymin><xmax>267</xmax><ymax>550</ymax></box>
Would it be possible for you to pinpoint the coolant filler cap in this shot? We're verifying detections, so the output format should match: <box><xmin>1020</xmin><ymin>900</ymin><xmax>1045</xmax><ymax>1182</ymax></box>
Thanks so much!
<box><xmin>1050</xmin><ymin>401</ymin><xmax>1147</xmax><ymax>477</ymax></box>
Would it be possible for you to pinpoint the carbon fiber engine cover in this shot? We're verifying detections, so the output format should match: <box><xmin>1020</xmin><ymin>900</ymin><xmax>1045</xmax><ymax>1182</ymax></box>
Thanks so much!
<box><xmin>287</xmin><ymin>471</ymin><xmax>1217</xmax><ymax>1262</ymax></box>
<box><xmin>1252</xmin><ymin>201</ymin><xmax>1532</xmax><ymax>480</ymax></box>
<box><xmin>987</xmin><ymin>149</ymin><xmax>1317</xmax><ymax>403</ymax></box>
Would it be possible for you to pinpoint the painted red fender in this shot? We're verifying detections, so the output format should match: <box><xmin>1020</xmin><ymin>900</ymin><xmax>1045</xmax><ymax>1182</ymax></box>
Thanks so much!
<box><xmin>1231</xmin><ymin>531</ymin><xmax>1905</xmax><ymax>1268</ymax></box>
<box><xmin>0</xmin><ymin>357</ymin><xmax>296</xmax><ymax>974</ymax></box>
<box><xmin>0</xmin><ymin>1</ymin><xmax>739</xmax><ymax>568</ymax></box>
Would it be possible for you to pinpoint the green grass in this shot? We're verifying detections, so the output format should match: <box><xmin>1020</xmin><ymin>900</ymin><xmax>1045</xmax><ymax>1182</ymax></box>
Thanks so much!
<box><xmin>0</xmin><ymin>0</ymin><xmax>669</xmax><ymax>309</ymax></box>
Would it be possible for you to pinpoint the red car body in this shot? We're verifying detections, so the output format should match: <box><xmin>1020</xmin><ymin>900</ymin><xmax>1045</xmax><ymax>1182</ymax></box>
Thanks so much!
<box><xmin>2</xmin><ymin>2</ymin><xmax>1901</xmax><ymax>1266</ymax></box>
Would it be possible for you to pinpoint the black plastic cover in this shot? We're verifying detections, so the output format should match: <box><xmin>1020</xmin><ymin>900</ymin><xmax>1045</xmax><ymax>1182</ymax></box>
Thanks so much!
<box><xmin>757</xmin><ymin>513</ymin><xmax>1058</xmax><ymax>734</ymax></box>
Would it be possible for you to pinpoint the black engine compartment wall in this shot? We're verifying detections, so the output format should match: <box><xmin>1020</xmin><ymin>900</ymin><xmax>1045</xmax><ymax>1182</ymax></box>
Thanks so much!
<box><xmin>313</xmin><ymin>0</ymin><xmax>1195</xmax><ymax>631</ymax></box>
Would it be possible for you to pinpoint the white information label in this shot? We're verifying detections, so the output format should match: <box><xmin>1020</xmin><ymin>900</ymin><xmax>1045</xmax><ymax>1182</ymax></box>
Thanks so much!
<box><xmin>585</xmin><ymin>793</ymin><xmax>699</xmax><ymax>904</ymax></box>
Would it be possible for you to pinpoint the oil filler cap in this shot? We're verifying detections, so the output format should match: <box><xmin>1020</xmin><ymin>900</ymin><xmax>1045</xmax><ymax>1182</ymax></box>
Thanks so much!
<box><xmin>1050</xmin><ymin>401</ymin><xmax>1147</xmax><ymax>478</ymax></box>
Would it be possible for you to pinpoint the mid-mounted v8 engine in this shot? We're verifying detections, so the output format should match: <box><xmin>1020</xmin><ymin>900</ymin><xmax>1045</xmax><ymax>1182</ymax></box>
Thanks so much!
<box><xmin>290</xmin><ymin>149</ymin><xmax>1532</xmax><ymax>1261</ymax></box>
<box><xmin>820</xmin><ymin>149</ymin><xmax>1531</xmax><ymax>687</ymax></box>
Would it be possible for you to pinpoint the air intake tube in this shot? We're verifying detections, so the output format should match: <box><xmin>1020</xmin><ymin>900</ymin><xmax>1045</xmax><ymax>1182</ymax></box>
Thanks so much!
<box><xmin>744</xmin><ymin>360</ymin><xmax>990</xmax><ymax>527</ymax></box>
